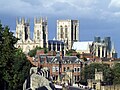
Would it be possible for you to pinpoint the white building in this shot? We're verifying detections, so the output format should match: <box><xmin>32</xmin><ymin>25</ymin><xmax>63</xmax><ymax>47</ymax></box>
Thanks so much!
<box><xmin>15</xmin><ymin>17</ymin><xmax>48</xmax><ymax>53</ymax></box>
<box><xmin>72</xmin><ymin>41</ymin><xmax>93</xmax><ymax>54</ymax></box>
<box><xmin>72</xmin><ymin>37</ymin><xmax>117</xmax><ymax>58</ymax></box>
<box><xmin>57</xmin><ymin>19</ymin><xmax>79</xmax><ymax>50</ymax></box>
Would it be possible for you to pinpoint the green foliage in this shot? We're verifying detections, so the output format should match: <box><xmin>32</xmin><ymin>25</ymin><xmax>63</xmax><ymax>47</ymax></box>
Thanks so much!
<box><xmin>113</xmin><ymin>63</ymin><xmax>120</xmax><ymax>84</ymax></box>
<box><xmin>0</xmin><ymin>23</ymin><xmax>31</xmax><ymax>90</ymax></box>
<box><xmin>66</xmin><ymin>49</ymin><xmax>76</xmax><ymax>56</ymax></box>
<box><xmin>28</xmin><ymin>46</ymin><xmax>48</xmax><ymax>57</ymax></box>
<box><xmin>81</xmin><ymin>63</ymin><xmax>112</xmax><ymax>85</ymax></box>
<box><xmin>12</xmin><ymin>49</ymin><xmax>31</xmax><ymax>89</ymax></box>
<box><xmin>76</xmin><ymin>53</ymin><xmax>80</xmax><ymax>58</ymax></box>
<box><xmin>83</xmin><ymin>57</ymin><xmax>87</xmax><ymax>61</ymax></box>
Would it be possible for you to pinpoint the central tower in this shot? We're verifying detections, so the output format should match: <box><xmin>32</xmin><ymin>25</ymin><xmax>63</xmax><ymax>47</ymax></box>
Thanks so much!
<box><xmin>57</xmin><ymin>19</ymin><xmax>79</xmax><ymax>50</ymax></box>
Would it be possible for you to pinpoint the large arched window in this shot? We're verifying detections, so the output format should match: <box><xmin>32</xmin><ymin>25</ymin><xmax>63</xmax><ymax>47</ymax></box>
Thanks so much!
<box><xmin>60</xmin><ymin>25</ymin><xmax>63</xmax><ymax>38</ymax></box>
<box><xmin>65</xmin><ymin>25</ymin><xmax>67</xmax><ymax>38</ymax></box>
<box><xmin>74</xmin><ymin>25</ymin><xmax>77</xmax><ymax>40</ymax></box>
<box><xmin>37</xmin><ymin>30</ymin><xmax>40</xmax><ymax>39</ymax></box>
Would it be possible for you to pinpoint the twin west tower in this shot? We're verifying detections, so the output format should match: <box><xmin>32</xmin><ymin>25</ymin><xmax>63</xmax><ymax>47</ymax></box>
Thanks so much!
<box><xmin>15</xmin><ymin>17</ymin><xmax>79</xmax><ymax>54</ymax></box>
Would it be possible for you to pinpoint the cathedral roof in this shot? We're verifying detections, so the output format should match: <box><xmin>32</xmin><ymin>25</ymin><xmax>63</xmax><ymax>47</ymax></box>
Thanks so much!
<box><xmin>72</xmin><ymin>41</ymin><xmax>93</xmax><ymax>51</ymax></box>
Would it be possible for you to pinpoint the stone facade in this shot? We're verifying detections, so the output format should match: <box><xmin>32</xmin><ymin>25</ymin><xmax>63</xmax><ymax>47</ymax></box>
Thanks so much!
<box><xmin>15</xmin><ymin>17</ymin><xmax>48</xmax><ymax>53</ymax></box>
<box><xmin>72</xmin><ymin>37</ymin><xmax>117</xmax><ymax>58</ymax></box>
<box><xmin>93</xmin><ymin>37</ymin><xmax>117</xmax><ymax>58</ymax></box>
<box><xmin>57</xmin><ymin>19</ymin><xmax>79</xmax><ymax>50</ymax></box>
<box><xmin>87</xmin><ymin>69</ymin><xmax>103</xmax><ymax>90</ymax></box>
<box><xmin>23</xmin><ymin>67</ymin><xmax>53</xmax><ymax>90</ymax></box>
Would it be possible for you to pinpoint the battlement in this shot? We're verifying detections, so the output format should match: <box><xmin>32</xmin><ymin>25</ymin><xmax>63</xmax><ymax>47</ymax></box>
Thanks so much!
<box><xmin>34</xmin><ymin>17</ymin><xmax>47</xmax><ymax>24</ymax></box>
<box><xmin>16</xmin><ymin>17</ymin><xmax>30</xmax><ymax>25</ymax></box>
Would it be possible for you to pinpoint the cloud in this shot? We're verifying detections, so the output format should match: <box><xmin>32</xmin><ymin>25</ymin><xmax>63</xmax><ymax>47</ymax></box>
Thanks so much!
<box><xmin>109</xmin><ymin>0</ymin><xmax>120</xmax><ymax>8</ymax></box>
<box><xmin>0</xmin><ymin>0</ymin><xmax>120</xmax><ymax>20</ymax></box>
<box><xmin>0</xmin><ymin>0</ymin><xmax>99</xmax><ymax>17</ymax></box>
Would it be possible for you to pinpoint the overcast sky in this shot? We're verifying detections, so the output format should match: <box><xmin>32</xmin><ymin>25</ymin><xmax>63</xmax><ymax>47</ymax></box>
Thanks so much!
<box><xmin>0</xmin><ymin>0</ymin><xmax>120</xmax><ymax>57</ymax></box>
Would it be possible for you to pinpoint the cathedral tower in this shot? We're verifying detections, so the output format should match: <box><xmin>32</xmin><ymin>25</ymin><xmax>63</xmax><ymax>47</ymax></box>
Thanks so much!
<box><xmin>57</xmin><ymin>20</ymin><xmax>79</xmax><ymax>50</ymax></box>
<box><xmin>16</xmin><ymin>17</ymin><xmax>30</xmax><ymax>42</ymax></box>
<box><xmin>34</xmin><ymin>17</ymin><xmax>48</xmax><ymax>48</ymax></box>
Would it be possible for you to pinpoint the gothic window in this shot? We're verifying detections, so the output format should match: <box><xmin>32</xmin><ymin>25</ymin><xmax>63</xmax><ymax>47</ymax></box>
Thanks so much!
<box><xmin>65</xmin><ymin>25</ymin><xmax>67</xmax><ymax>38</ymax></box>
<box><xmin>60</xmin><ymin>26</ymin><xmax>63</xmax><ymax>38</ymax></box>
<box><xmin>98</xmin><ymin>46</ymin><xmax>100</xmax><ymax>57</ymax></box>
<box><xmin>37</xmin><ymin>30</ymin><xmax>40</xmax><ymax>39</ymax></box>
<box><xmin>74</xmin><ymin>25</ymin><xmax>77</xmax><ymax>40</ymax></box>
<box><xmin>19</xmin><ymin>31</ymin><xmax>22</xmax><ymax>39</ymax></box>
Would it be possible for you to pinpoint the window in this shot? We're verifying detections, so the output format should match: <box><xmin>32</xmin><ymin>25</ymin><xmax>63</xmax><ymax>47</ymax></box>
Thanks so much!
<box><xmin>52</xmin><ymin>66</ymin><xmax>59</xmax><ymax>72</ymax></box>
<box><xmin>77</xmin><ymin>67</ymin><xmax>80</xmax><ymax>72</ymax></box>
<box><xmin>60</xmin><ymin>26</ymin><xmax>63</xmax><ymax>38</ymax></box>
<box><xmin>67</xmin><ymin>67</ymin><xmax>69</xmax><ymax>70</ymax></box>
<box><xmin>56</xmin><ymin>66</ymin><xmax>59</xmax><ymax>72</ymax></box>
<box><xmin>74</xmin><ymin>68</ymin><xmax>77</xmax><ymax>72</ymax></box>
<box><xmin>65</xmin><ymin>25</ymin><xmax>67</xmax><ymax>38</ymax></box>
<box><xmin>37</xmin><ymin>30</ymin><xmax>40</xmax><ymax>39</ymax></box>
<box><xmin>63</xmin><ymin>67</ymin><xmax>66</xmax><ymax>72</ymax></box>
<box><xmin>19</xmin><ymin>31</ymin><xmax>22</xmax><ymax>39</ymax></box>
<box><xmin>74</xmin><ymin>25</ymin><xmax>77</xmax><ymax>40</ymax></box>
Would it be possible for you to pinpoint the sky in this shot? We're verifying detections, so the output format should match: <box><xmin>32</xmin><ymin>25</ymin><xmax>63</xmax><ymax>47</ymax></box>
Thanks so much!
<box><xmin>0</xmin><ymin>0</ymin><xmax>120</xmax><ymax>57</ymax></box>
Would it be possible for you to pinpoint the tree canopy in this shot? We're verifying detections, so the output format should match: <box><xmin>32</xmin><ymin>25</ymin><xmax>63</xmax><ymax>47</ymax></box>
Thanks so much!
<box><xmin>28</xmin><ymin>46</ymin><xmax>48</xmax><ymax>57</ymax></box>
<box><xmin>0</xmin><ymin>23</ymin><xmax>31</xmax><ymax>90</ymax></box>
<box><xmin>112</xmin><ymin>63</ymin><xmax>120</xmax><ymax>84</ymax></box>
<box><xmin>81</xmin><ymin>63</ymin><xmax>113</xmax><ymax>85</ymax></box>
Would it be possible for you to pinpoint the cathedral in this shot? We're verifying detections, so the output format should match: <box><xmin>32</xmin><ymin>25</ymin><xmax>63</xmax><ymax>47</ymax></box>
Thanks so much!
<box><xmin>15</xmin><ymin>17</ymin><xmax>48</xmax><ymax>54</ymax></box>
<box><xmin>15</xmin><ymin>18</ymin><xmax>79</xmax><ymax>54</ymax></box>
<box><xmin>15</xmin><ymin>17</ymin><xmax>117</xmax><ymax>58</ymax></box>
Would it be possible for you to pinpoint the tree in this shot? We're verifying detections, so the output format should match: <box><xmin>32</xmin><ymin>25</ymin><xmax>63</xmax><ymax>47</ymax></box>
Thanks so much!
<box><xmin>66</xmin><ymin>49</ymin><xmax>76</xmax><ymax>56</ymax></box>
<box><xmin>12</xmin><ymin>49</ymin><xmax>31</xmax><ymax>89</ymax></box>
<box><xmin>112</xmin><ymin>63</ymin><xmax>120</xmax><ymax>84</ymax></box>
<box><xmin>0</xmin><ymin>25</ymin><xmax>18</xmax><ymax>89</ymax></box>
<box><xmin>81</xmin><ymin>63</ymin><xmax>112</xmax><ymax>85</ymax></box>
<box><xmin>76</xmin><ymin>53</ymin><xmax>80</xmax><ymax>58</ymax></box>
<box><xmin>28</xmin><ymin>46</ymin><xmax>48</xmax><ymax>57</ymax></box>
<box><xmin>0</xmin><ymin>22</ymin><xmax>31</xmax><ymax>90</ymax></box>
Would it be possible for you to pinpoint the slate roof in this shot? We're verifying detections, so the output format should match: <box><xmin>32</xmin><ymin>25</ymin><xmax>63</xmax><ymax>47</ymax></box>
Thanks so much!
<box><xmin>37</xmin><ymin>55</ymin><xmax>83</xmax><ymax>64</ymax></box>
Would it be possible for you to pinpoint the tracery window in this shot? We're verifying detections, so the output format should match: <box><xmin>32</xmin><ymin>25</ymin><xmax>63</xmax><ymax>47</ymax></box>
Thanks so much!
<box><xmin>65</xmin><ymin>25</ymin><xmax>67</xmax><ymax>38</ymax></box>
<box><xmin>19</xmin><ymin>31</ymin><xmax>22</xmax><ymax>39</ymax></box>
<box><xmin>60</xmin><ymin>26</ymin><xmax>63</xmax><ymax>38</ymax></box>
<box><xmin>37</xmin><ymin>30</ymin><xmax>40</xmax><ymax>39</ymax></box>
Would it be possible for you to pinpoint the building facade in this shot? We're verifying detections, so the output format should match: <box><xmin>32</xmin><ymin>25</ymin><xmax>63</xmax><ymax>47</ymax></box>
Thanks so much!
<box><xmin>15</xmin><ymin>17</ymin><xmax>48</xmax><ymax>53</ymax></box>
<box><xmin>57</xmin><ymin>20</ymin><xmax>79</xmax><ymax>50</ymax></box>
<box><xmin>31</xmin><ymin>51</ymin><xmax>83</xmax><ymax>84</ymax></box>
